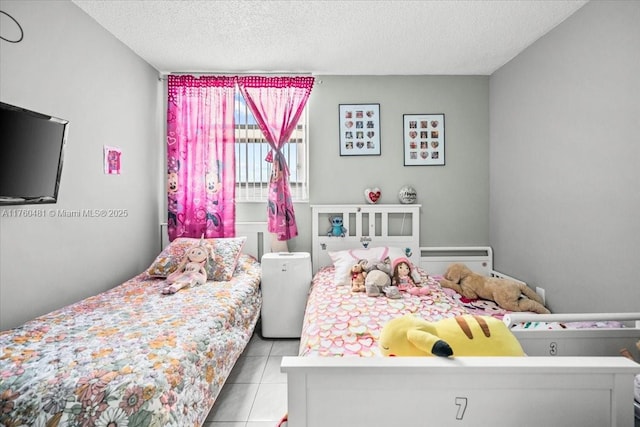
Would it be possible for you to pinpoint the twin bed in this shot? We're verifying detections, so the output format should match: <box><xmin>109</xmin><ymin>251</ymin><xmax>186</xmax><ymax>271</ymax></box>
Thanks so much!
<box><xmin>0</xmin><ymin>225</ymin><xmax>268</xmax><ymax>427</ymax></box>
<box><xmin>283</xmin><ymin>204</ymin><xmax>640</xmax><ymax>427</ymax></box>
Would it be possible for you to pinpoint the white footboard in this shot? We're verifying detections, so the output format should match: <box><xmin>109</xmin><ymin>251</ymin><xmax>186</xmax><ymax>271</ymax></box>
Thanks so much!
<box><xmin>281</xmin><ymin>356</ymin><xmax>639</xmax><ymax>427</ymax></box>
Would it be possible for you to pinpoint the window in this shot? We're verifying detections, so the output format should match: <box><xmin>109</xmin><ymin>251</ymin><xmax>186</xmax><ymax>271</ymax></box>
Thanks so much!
<box><xmin>234</xmin><ymin>91</ymin><xmax>309</xmax><ymax>202</ymax></box>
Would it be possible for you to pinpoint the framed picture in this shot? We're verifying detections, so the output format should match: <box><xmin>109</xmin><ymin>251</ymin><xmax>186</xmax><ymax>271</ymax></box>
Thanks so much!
<box><xmin>403</xmin><ymin>114</ymin><xmax>445</xmax><ymax>166</ymax></box>
<box><xmin>103</xmin><ymin>145</ymin><xmax>122</xmax><ymax>174</ymax></box>
<box><xmin>339</xmin><ymin>103</ymin><xmax>381</xmax><ymax>156</ymax></box>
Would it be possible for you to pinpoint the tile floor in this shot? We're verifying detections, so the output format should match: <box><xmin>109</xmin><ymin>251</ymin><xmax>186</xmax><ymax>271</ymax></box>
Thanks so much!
<box><xmin>203</xmin><ymin>331</ymin><xmax>298</xmax><ymax>427</ymax></box>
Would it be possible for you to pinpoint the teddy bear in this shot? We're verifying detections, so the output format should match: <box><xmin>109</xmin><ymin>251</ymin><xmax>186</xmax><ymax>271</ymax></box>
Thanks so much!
<box><xmin>378</xmin><ymin>314</ymin><xmax>525</xmax><ymax>357</ymax></box>
<box><xmin>438</xmin><ymin>263</ymin><xmax>550</xmax><ymax>314</ymax></box>
<box><xmin>162</xmin><ymin>239</ymin><xmax>212</xmax><ymax>295</ymax></box>
<box><xmin>350</xmin><ymin>262</ymin><xmax>367</xmax><ymax>292</ymax></box>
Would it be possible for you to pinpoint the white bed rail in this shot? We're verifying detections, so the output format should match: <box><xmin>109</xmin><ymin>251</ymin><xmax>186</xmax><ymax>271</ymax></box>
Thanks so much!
<box><xmin>506</xmin><ymin>312</ymin><xmax>640</xmax><ymax>358</ymax></box>
<box><xmin>490</xmin><ymin>269</ymin><xmax>526</xmax><ymax>285</ymax></box>
<box><xmin>420</xmin><ymin>246</ymin><xmax>493</xmax><ymax>276</ymax></box>
<box><xmin>504</xmin><ymin>312</ymin><xmax>640</xmax><ymax>328</ymax></box>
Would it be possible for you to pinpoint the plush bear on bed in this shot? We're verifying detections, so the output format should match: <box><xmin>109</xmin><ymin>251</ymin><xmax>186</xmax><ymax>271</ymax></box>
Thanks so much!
<box><xmin>379</xmin><ymin>314</ymin><xmax>525</xmax><ymax>357</ymax></box>
<box><xmin>438</xmin><ymin>263</ymin><xmax>550</xmax><ymax>314</ymax></box>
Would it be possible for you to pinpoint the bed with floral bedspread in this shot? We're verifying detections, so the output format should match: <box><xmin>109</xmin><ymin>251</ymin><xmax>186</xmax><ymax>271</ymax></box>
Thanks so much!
<box><xmin>0</xmin><ymin>252</ymin><xmax>261</xmax><ymax>427</ymax></box>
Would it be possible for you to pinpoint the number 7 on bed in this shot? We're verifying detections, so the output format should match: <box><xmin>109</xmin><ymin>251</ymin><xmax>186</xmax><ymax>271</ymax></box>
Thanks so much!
<box><xmin>455</xmin><ymin>397</ymin><xmax>468</xmax><ymax>420</ymax></box>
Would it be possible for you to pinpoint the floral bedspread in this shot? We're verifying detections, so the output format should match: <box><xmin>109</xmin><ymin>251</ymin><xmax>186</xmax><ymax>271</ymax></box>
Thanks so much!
<box><xmin>0</xmin><ymin>254</ymin><xmax>261</xmax><ymax>427</ymax></box>
<box><xmin>299</xmin><ymin>267</ymin><xmax>475</xmax><ymax>357</ymax></box>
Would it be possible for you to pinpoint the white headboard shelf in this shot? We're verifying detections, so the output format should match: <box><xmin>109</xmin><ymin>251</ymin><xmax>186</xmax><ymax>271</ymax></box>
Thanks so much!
<box><xmin>311</xmin><ymin>204</ymin><xmax>421</xmax><ymax>272</ymax></box>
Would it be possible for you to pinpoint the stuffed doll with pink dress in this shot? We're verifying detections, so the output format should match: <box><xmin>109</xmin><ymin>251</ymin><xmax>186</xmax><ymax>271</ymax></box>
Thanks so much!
<box><xmin>162</xmin><ymin>238</ymin><xmax>211</xmax><ymax>295</ymax></box>
<box><xmin>391</xmin><ymin>257</ymin><xmax>429</xmax><ymax>296</ymax></box>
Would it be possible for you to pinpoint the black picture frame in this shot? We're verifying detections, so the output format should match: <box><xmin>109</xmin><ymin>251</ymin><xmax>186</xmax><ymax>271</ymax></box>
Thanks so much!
<box><xmin>403</xmin><ymin>113</ymin><xmax>445</xmax><ymax>166</ymax></box>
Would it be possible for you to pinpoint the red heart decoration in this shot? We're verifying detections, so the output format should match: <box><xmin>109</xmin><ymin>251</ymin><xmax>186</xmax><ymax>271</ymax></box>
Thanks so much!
<box><xmin>364</xmin><ymin>187</ymin><xmax>381</xmax><ymax>204</ymax></box>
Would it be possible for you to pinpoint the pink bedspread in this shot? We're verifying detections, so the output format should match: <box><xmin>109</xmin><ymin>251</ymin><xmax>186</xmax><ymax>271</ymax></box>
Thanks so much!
<box><xmin>299</xmin><ymin>267</ymin><xmax>496</xmax><ymax>357</ymax></box>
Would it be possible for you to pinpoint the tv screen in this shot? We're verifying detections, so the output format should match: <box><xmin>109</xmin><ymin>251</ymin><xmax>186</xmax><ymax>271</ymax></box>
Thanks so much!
<box><xmin>0</xmin><ymin>102</ymin><xmax>69</xmax><ymax>205</ymax></box>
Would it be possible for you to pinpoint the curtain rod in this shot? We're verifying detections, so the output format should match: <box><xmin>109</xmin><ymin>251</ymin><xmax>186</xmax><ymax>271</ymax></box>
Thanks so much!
<box><xmin>158</xmin><ymin>71</ymin><xmax>314</xmax><ymax>81</ymax></box>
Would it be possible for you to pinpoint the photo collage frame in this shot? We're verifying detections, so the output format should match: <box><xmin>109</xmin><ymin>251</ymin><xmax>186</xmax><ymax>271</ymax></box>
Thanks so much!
<box><xmin>403</xmin><ymin>113</ymin><xmax>445</xmax><ymax>166</ymax></box>
<box><xmin>339</xmin><ymin>104</ymin><xmax>381</xmax><ymax>156</ymax></box>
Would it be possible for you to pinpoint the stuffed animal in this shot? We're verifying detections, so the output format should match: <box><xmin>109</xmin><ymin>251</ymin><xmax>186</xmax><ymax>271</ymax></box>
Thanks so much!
<box><xmin>362</xmin><ymin>256</ymin><xmax>392</xmax><ymax>275</ymax></box>
<box><xmin>391</xmin><ymin>257</ymin><xmax>428</xmax><ymax>295</ymax></box>
<box><xmin>327</xmin><ymin>216</ymin><xmax>347</xmax><ymax>237</ymax></box>
<box><xmin>350</xmin><ymin>262</ymin><xmax>367</xmax><ymax>292</ymax></box>
<box><xmin>379</xmin><ymin>314</ymin><xmax>525</xmax><ymax>357</ymax></box>
<box><xmin>162</xmin><ymin>239</ymin><xmax>211</xmax><ymax>295</ymax></box>
<box><xmin>439</xmin><ymin>263</ymin><xmax>550</xmax><ymax>314</ymax></box>
<box><xmin>364</xmin><ymin>269</ymin><xmax>400</xmax><ymax>298</ymax></box>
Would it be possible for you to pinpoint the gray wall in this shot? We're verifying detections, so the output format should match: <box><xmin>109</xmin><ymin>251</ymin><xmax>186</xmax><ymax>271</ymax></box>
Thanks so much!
<box><xmin>0</xmin><ymin>0</ymin><xmax>162</xmax><ymax>329</ymax></box>
<box><xmin>248</xmin><ymin>75</ymin><xmax>491</xmax><ymax>254</ymax></box>
<box><xmin>490</xmin><ymin>0</ymin><xmax>640</xmax><ymax>312</ymax></box>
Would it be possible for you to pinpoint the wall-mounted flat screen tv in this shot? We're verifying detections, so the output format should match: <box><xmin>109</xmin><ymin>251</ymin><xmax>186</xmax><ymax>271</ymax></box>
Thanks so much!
<box><xmin>0</xmin><ymin>102</ymin><xmax>69</xmax><ymax>205</ymax></box>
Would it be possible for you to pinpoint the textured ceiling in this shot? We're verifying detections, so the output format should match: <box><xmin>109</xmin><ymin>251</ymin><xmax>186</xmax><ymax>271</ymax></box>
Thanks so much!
<box><xmin>72</xmin><ymin>0</ymin><xmax>588</xmax><ymax>75</ymax></box>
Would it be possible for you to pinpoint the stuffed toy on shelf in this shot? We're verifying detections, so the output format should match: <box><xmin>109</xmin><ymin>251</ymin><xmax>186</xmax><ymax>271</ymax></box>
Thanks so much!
<box><xmin>327</xmin><ymin>215</ymin><xmax>347</xmax><ymax>237</ymax></box>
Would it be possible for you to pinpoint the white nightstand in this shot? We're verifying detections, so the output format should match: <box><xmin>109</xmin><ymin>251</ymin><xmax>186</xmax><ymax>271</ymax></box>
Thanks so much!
<box><xmin>260</xmin><ymin>252</ymin><xmax>312</xmax><ymax>338</ymax></box>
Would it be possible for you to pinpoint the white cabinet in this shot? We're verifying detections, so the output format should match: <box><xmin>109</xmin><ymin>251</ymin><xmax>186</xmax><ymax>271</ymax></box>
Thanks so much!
<box><xmin>260</xmin><ymin>252</ymin><xmax>312</xmax><ymax>338</ymax></box>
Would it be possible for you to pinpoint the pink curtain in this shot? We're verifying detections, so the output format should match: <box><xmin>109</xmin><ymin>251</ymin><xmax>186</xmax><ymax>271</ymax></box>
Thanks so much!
<box><xmin>237</xmin><ymin>76</ymin><xmax>314</xmax><ymax>241</ymax></box>
<box><xmin>167</xmin><ymin>75</ymin><xmax>236</xmax><ymax>240</ymax></box>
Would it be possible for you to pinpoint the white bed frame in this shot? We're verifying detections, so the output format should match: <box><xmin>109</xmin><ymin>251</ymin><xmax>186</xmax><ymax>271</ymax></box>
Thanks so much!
<box><xmin>280</xmin><ymin>204</ymin><xmax>640</xmax><ymax>427</ymax></box>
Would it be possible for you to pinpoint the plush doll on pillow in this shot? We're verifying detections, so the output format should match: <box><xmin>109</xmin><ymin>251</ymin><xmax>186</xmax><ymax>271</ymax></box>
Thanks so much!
<box><xmin>391</xmin><ymin>257</ymin><xmax>428</xmax><ymax>296</ymax></box>
<box><xmin>379</xmin><ymin>314</ymin><xmax>525</xmax><ymax>357</ymax></box>
<box><xmin>162</xmin><ymin>238</ymin><xmax>212</xmax><ymax>295</ymax></box>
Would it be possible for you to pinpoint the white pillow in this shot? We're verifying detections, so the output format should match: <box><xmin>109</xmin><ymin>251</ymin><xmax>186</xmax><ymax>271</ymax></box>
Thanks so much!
<box><xmin>329</xmin><ymin>246</ymin><xmax>407</xmax><ymax>286</ymax></box>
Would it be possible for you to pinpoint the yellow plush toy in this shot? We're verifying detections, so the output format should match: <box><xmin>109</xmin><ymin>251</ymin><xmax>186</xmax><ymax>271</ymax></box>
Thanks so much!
<box><xmin>379</xmin><ymin>314</ymin><xmax>525</xmax><ymax>357</ymax></box>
